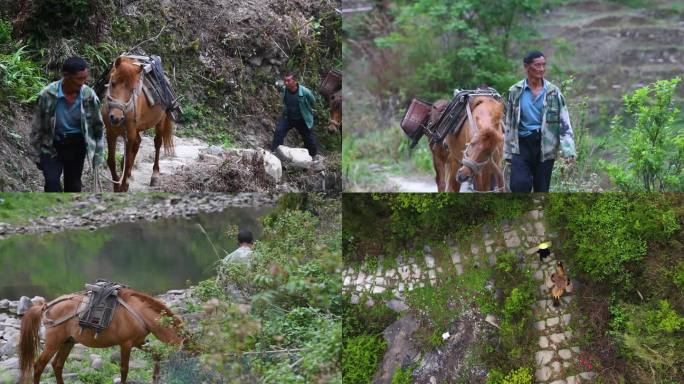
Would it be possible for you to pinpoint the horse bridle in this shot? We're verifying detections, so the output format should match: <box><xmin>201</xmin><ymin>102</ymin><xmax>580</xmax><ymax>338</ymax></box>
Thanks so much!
<box><xmin>459</xmin><ymin>97</ymin><xmax>505</xmax><ymax>191</ymax></box>
<box><xmin>105</xmin><ymin>68</ymin><xmax>144</xmax><ymax>125</ymax></box>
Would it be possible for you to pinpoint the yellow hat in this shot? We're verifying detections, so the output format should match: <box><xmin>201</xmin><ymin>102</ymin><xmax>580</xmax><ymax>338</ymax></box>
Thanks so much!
<box><xmin>538</xmin><ymin>241</ymin><xmax>551</xmax><ymax>249</ymax></box>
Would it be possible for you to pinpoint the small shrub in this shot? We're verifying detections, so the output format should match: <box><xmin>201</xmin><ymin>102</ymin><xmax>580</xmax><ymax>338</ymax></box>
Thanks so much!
<box><xmin>391</xmin><ymin>366</ymin><xmax>413</xmax><ymax>384</ymax></box>
<box><xmin>192</xmin><ymin>278</ymin><xmax>225</xmax><ymax>302</ymax></box>
<box><xmin>342</xmin><ymin>334</ymin><xmax>386</xmax><ymax>384</ymax></box>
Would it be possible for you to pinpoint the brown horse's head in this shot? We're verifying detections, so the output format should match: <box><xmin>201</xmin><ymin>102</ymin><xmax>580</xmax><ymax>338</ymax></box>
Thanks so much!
<box><xmin>456</xmin><ymin>97</ymin><xmax>504</xmax><ymax>184</ymax></box>
<box><xmin>106</xmin><ymin>56</ymin><xmax>143</xmax><ymax>126</ymax></box>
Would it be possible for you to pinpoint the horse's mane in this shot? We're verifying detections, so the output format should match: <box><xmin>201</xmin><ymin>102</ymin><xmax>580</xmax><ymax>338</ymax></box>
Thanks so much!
<box><xmin>477</xmin><ymin>125</ymin><xmax>504</xmax><ymax>148</ymax></box>
<box><xmin>111</xmin><ymin>57</ymin><xmax>140</xmax><ymax>89</ymax></box>
<box><xmin>471</xmin><ymin>96</ymin><xmax>504</xmax><ymax>124</ymax></box>
<box><xmin>118</xmin><ymin>288</ymin><xmax>183</xmax><ymax>328</ymax></box>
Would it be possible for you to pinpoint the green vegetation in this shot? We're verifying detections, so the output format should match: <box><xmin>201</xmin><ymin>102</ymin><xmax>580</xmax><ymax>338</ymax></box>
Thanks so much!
<box><xmin>183</xmin><ymin>197</ymin><xmax>341</xmax><ymax>383</ymax></box>
<box><xmin>547</xmin><ymin>193</ymin><xmax>684</xmax><ymax>383</ymax></box>
<box><xmin>0</xmin><ymin>193</ymin><xmax>73</xmax><ymax>223</ymax></box>
<box><xmin>603</xmin><ymin>78</ymin><xmax>684</xmax><ymax>191</ymax></box>
<box><xmin>547</xmin><ymin>193</ymin><xmax>679</xmax><ymax>292</ymax></box>
<box><xmin>342</xmin><ymin>334</ymin><xmax>387</xmax><ymax>384</ymax></box>
<box><xmin>481</xmin><ymin>252</ymin><xmax>536</xmax><ymax>375</ymax></box>
<box><xmin>343</xmin><ymin>193</ymin><xmax>529</xmax><ymax>264</ymax></box>
<box><xmin>486</xmin><ymin>367</ymin><xmax>533</xmax><ymax>384</ymax></box>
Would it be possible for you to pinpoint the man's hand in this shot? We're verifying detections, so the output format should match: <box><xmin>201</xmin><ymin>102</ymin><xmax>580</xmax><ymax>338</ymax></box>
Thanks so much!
<box><xmin>562</xmin><ymin>156</ymin><xmax>576</xmax><ymax>165</ymax></box>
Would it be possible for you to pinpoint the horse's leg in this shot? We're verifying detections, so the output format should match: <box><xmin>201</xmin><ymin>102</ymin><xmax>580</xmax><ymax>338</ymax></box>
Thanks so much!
<box><xmin>151</xmin><ymin>122</ymin><xmax>163</xmax><ymax>187</ymax></box>
<box><xmin>51</xmin><ymin>340</ymin><xmax>75</xmax><ymax>384</ymax></box>
<box><xmin>32</xmin><ymin>344</ymin><xmax>60</xmax><ymax>384</ymax></box>
<box><xmin>119</xmin><ymin>342</ymin><xmax>133</xmax><ymax>384</ymax></box>
<box><xmin>107</xmin><ymin>132</ymin><xmax>120</xmax><ymax>192</ymax></box>
<box><xmin>120</xmin><ymin>133</ymin><xmax>139</xmax><ymax>192</ymax></box>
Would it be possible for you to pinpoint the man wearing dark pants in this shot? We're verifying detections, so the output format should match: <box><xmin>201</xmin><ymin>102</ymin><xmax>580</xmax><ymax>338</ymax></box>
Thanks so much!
<box><xmin>504</xmin><ymin>51</ymin><xmax>576</xmax><ymax>192</ymax></box>
<box><xmin>271</xmin><ymin>72</ymin><xmax>318</xmax><ymax>159</ymax></box>
<box><xmin>30</xmin><ymin>57</ymin><xmax>104</xmax><ymax>192</ymax></box>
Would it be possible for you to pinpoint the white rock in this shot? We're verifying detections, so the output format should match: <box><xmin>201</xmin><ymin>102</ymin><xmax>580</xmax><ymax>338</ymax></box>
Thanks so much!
<box><xmin>558</xmin><ymin>349</ymin><xmax>572</xmax><ymax>360</ymax></box>
<box><xmin>425</xmin><ymin>255</ymin><xmax>435</xmax><ymax>269</ymax></box>
<box><xmin>17</xmin><ymin>296</ymin><xmax>32</xmax><ymax>315</ymax></box>
<box><xmin>275</xmin><ymin>145</ymin><xmax>312</xmax><ymax>169</ymax></box>
<box><xmin>485</xmin><ymin>314</ymin><xmax>500</xmax><ymax>328</ymax></box>
<box><xmin>372</xmin><ymin>286</ymin><xmax>385</xmax><ymax>294</ymax></box>
<box><xmin>567</xmin><ymin>376</ymin><xmax>580</xmax><ymax>384</ymax></box>
<box><xmin>579</xmin><ymin>372</ymin><xmax>596</xmax><ymax>380</ymax></box>
<box><xmin>455</xmin><ymin>264</ymin><xmax>464</xmax><ymax>275</ymax></box>
<box><xmin>535</xmin><ymin>350</ymin><xmax>554</xmax><ymax>365</ymax></box>
<box><xmin>539</xmin><ymin>336</ymin><xmax>549</xmax><ymax>348</ymax></box>
<box><xmin>550</xmin><ymin>333</ymin><xmax>566</xmax><ymax>344</ymax></box>
<box><xmin>451</xmin><ymin>251</ymin><xmax>461</xmax><ymax>264</ymax></box>
<box><xmin>535</xmin><ymin>366</ymin><xmax>551</xmax><ymax>381</ymax></box>
<box><xmin>534</xmin><ymin>320</ymin><xmax>546</xmax><ymax>331</ymax></box>
<box><xmin>260</xmin><ymin>149</ymin><xmax>282</xmax><ymax>182</ymax></box>
<box><xmin>547</xmin><ymin>317</ymin><xmax>560</xmax><ymax>327</ymax></box>
<box><xmin>441</xmin><ymin>332</ymin><xmax>450</xmax><ymax>340</ymax></box>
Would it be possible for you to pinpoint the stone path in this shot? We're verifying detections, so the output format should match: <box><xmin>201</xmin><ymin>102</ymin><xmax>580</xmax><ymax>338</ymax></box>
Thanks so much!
<box><xmin>341</xmin><ymin>198</ymin><xmax>596</xmax><ymax>382</ymax></box>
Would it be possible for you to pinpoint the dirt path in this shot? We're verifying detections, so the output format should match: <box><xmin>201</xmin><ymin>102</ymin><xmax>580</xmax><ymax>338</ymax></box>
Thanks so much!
<box><xmin>113</xmin><ymin>135</ymin><xmax>212</xmax><ymax>192</ymax></box>
<box><xmin>386</xmin><ymin>174</ymin><xmax>437</xmax><ymax>192</ymax></box>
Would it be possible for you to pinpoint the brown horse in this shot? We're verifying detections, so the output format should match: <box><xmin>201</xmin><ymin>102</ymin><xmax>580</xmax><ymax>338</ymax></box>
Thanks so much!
<box><xmin>429</xmin><ymin>96</ymin><xmax>505</xmax><ymax>192</ymax></box>
<box><xmin>103</xmin><ymin>56</ymin><xmax>174</xmax><ymax>192</ymax></box>
<box><xmin>327</xmin><ymin>90</ymin><xmax>342</xmax><ymax>134</ymax></box>
<box><xmin>19</xmin><ymin>288</ymin><xmax>184</xmax><ymax>384</ymax></box>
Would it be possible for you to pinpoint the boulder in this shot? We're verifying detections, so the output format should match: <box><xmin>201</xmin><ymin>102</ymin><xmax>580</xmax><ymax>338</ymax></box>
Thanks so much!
<box><xmin>372</xmin><ymin>315</ymin><xmax>420</xmax><ymax>384</ymax></box>
<box><xmin>275</xmin><ymin>145</ymin><xmax>312</xmax><ymax>169</ymax></box>
<box><xmin>413</xmin><ymin>310</ymin><xmax>483</xmax><ymax>383</ymax></box>
<box><xmin>259</xmin><ymin>149</ymin><xmax>282</xmax><ymax>182</ymax></box>
<box><xmin>17</xmin><ymin>296</ymin><xmax>32</xmax><ymax>315</ymax></box>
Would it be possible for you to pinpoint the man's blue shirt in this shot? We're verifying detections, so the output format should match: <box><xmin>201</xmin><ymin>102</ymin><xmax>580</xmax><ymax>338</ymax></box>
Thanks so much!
<box><xmin>54</xmin><ymin>80</ymin><xmax>83</xmax><ymax>139</ymax></box>
<box><xmin>518</xmin><ymin>79</ymin><xmax>546</xmax><ymax>137</ymax></box>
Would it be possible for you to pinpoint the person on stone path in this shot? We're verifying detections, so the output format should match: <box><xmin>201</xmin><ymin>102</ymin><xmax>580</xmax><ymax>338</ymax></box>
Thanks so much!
<box><xmin>30</xmin><ymin>57</ymin><xmax>104</xmax><ymax>192</ymax></box>
<box><xmin>538</xmin><ymin>241</ymin><xmax>551</xmax><ymax>262</ymax></box>
<box><xmin>504</xmin><ymin>50</ymin><xmax>576</xmax><ymax>192</ymax></box>
<box><xmin>271</xmin><ymin>72</ymin><xmax>319</xmax><ymax>159</ymax></box>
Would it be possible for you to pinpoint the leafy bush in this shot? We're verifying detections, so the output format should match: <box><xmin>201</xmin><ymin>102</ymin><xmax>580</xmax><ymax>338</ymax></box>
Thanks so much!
<box><xmin>19</xmin><ymin>0</ymin><xmax>97</xmax><ymax>41</ymax></box>
<box><xmin>611</xmin><ymin>300</ymin><xmax>684</xmax><ymax>378</ymax></box>
<box><xmin>342</xmin><ymin>334</ymin><xmax>386</xmax><ymax>384</ymax></box>
<box><xmin>343</xmin><ymin>298</ymin><xmax>398</xmax><ymax>339</ymax></box>
<box><xmin>547</xmin><ymin>193</ymin><xmax>679</xmax><ymax>293</ymax></box>
<box><xmin>391</xmin><ymin>366</ymin><xmax>413</xmax><ymax>384</ymax></box>
<box><xmin>0</xmin><ymin>46</ymin><xmax>48</xmax><ymax>103</ymax></box>
<box><xmin>603</xmin><ymin>77</ymin><xmax>684</xmax><ymax>191</ymax></box>
<box><xmin>192</xmin><ymin>278</ymin><xmax>226</xmax><ymax>302</ymax></box>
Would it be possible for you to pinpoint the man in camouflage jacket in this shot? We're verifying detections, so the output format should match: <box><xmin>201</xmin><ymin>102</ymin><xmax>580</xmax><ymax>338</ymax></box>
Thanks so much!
<box><xmin>504</xmin><ymin>51</ymin><xmax>576</xmax><ymax>192</ymax></box>
<box><xmin>30</xmin><ymin>57</ymin><xmax>104</xmax><ymax>192</ymax></box>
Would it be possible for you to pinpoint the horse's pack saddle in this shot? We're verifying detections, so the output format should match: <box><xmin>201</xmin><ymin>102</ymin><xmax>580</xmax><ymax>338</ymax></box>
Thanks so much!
<box><xmin>78</xmin><ymin>280</ymin><xmax>125</xmax><ymax>333</ymax></box>
<box><xmin>95</xmin><ymin>55</ymin><xmax>182</xmax><ymax>121</ymax></box>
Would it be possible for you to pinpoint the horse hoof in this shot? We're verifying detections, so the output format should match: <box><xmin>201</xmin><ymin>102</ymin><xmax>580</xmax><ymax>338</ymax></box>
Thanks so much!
<box><xmin>150</xmin><ymin>177</ymin><xmax>159</xmax><ymax>187</ymax></box>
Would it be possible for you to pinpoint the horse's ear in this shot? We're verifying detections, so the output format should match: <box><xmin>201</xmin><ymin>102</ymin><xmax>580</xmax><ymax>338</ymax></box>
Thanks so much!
<box><xmin>114</xmin><ymin>57</ymin><xmax>122</xmax><ymax>68</ymax></box>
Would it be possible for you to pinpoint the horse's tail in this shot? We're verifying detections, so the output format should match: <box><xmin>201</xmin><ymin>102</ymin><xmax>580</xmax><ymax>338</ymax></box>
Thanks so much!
<box><xmin>19</xmin><ymin>303</ymin><xmax>44</xmax><ymax>381</ymax></box>
<box><xmin>162</xmin><ymin>114</ymin><xmax>174</xmax><ymax>156</ymax></box>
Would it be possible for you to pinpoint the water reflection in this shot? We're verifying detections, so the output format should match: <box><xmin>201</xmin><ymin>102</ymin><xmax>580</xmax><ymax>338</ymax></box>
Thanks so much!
<box><xmin>0</xmin><ymin>207</ymin><xmax>271</xmax><ymax>299</ymax></box>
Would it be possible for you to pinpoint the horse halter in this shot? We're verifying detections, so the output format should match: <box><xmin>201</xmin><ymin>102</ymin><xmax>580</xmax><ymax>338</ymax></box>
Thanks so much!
<box><xmin>105</xmin><ymin>68</ymin><xmax>144</xmax><ymax>125</ymax></box>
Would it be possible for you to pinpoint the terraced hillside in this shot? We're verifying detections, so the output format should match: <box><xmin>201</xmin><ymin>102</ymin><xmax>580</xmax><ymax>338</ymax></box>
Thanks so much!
<box><xmin>532</xmin><ymin>0</ymin><xmax>684</xmax><ymax>103</ymax></box>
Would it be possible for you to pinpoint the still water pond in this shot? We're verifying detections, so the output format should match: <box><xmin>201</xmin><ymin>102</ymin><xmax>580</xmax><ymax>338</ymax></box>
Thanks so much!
<box><xmin>0</xmin><ymin>207</ymin><xmax>271</xmax><ymax>300</ymax></box>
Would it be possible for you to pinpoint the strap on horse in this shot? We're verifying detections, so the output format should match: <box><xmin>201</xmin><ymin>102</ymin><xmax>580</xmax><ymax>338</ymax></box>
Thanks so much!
<box><xmin>41</xmin><ymin>281</ymin><xmax>148</xmax><ymax>335</ymax></box>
